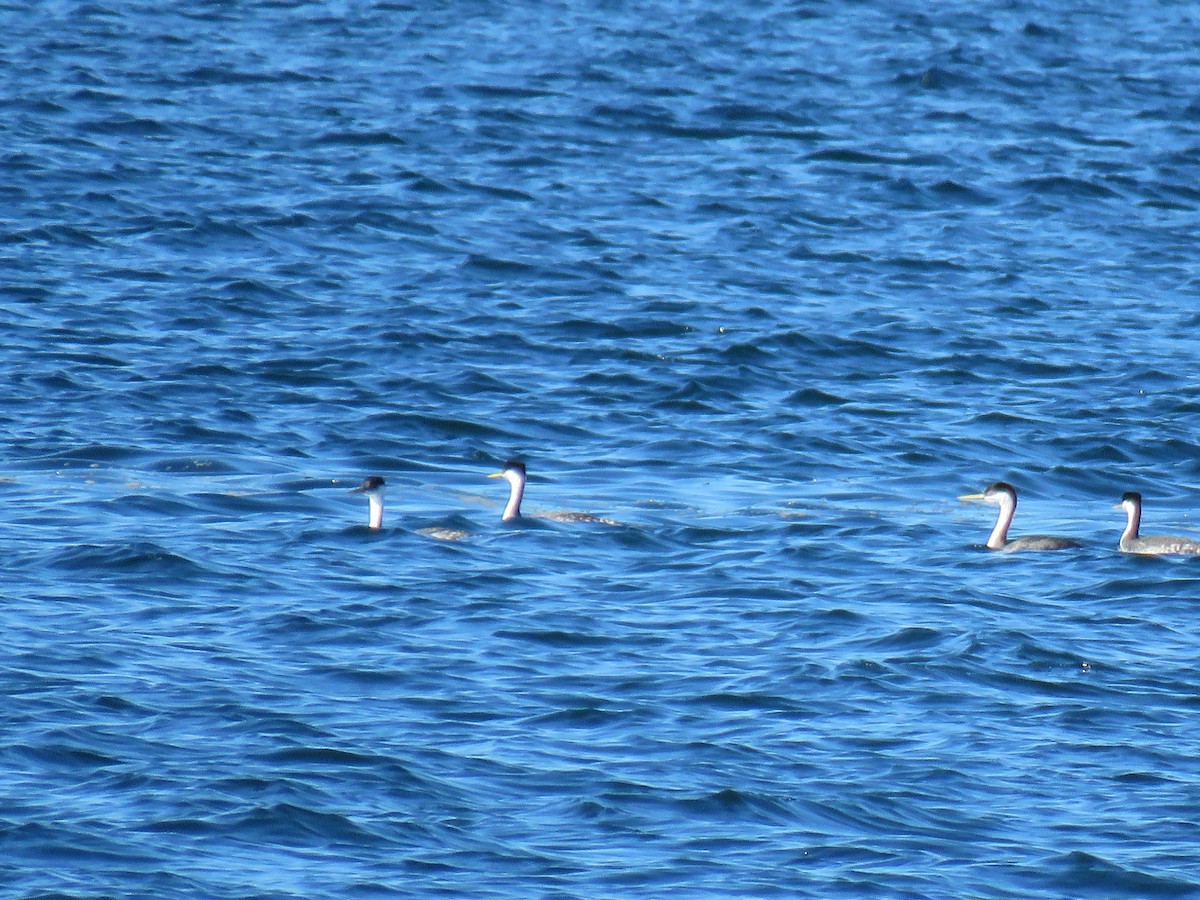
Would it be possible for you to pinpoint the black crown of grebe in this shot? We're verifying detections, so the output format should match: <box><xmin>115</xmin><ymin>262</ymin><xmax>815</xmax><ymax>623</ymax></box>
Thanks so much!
<box><xmin>1116</xmin><ymin>491</ymin><xmax>1200</xmax><ymax>555</ymax></box>
<box><xmin>957</xmin><ymin>481</ymin><xmax>1081</xmax><ymax>552</ymax></box>
<box><xmin>349</xmin><ymin>475</ymin><xmax>386</xmax><ymax>529</ymax></box>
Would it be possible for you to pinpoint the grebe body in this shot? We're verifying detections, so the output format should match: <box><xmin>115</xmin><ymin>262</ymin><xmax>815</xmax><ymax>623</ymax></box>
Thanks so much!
<box><xmin>958</xmin><ymin>482</ymin><xmax>1081</xmax><ymax>552</ymax></box>
<box><xmin>1116</xmin><ymin>492</ymin><xmax>1200</xmax><ymax>555</ymax></box>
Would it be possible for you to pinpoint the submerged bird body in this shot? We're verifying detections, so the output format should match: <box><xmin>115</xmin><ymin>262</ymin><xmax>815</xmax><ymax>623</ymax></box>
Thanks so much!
<box><xmin>350</xmin><ymin>475</ymin><xmax>386</xmax><ymax>529</ymax></box>
<box><xmin>958</xmin><ymin>481</ymin><xmax>1080</xmax><ymax>552</ymax></box>
<box><xmin>540</xmin><ymin>510</ymin><xmax>609</xmax><ymax>523</ymax></box>
<box><xmin>1117</xmin><ymin>492</ymin><xmax>1200</xmax><ymax>555</ymax></box>
<box><xmin>417</xmin><ymin>525</ymin><xmax>470</xmax><ymax>542</ymax></box>
<box><xmin>488</xmin><ymin>460</ymin><xmax>615</xmax><ymax>524</ymax></box>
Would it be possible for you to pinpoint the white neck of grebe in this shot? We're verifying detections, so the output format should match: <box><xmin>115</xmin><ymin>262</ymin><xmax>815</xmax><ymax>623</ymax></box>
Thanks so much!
<box><xmin>501</xmin><ymin>469</ymin><xmax>525</xmax><ymax>521</ymax></box>
<box><xmin>367</xmin><ymin>493</ymin><xmax>384</xmax><ymax>529</ymax></box>
<box><xmin>1120</xmin><ymin>498</ymin><xmax>1141</xmax><ymax>545</ymax></box>
<box><xmin>986</xmin><ymin>492</ymin><xmax>1016</xmax><ymax>550</ymax></box>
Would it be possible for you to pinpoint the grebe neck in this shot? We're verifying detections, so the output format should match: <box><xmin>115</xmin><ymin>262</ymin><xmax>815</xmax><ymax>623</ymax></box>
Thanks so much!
<box><xmin>1120</xmin><ymin>498</ymin><xmax>1141</xmax><ymax>545</ymax></box>
<box><xmin>986</xmin><ymin>493</ymin><xmax>1016</xmax><ymax>550</ymax></box>
<box><xmin>502</xmin><ymin>471</ymin><xmax>525</xmax><ymax>521</ymax></box>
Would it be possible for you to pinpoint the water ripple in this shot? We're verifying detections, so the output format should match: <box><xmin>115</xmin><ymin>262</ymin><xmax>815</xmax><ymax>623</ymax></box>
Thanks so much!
<box><xmin>4</xmin><ymin>1</ymin><xmax>1200</xmax><ymax>897</ymax></box>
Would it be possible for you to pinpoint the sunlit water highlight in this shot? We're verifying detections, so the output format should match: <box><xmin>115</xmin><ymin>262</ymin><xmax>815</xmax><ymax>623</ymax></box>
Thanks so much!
<box><xmin>4</xmin><ymin>2</ymin><xmax>1200</xmax><ymax>897</ymax></box>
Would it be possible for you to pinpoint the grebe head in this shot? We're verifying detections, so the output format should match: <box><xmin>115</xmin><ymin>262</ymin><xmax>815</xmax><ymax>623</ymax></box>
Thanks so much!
<box><xmin>488</xmin><ymin>460</ymin><xmax>527</xmax><ymax>520</ymax></box>
<box><xmin>1121</xmin><ymin>491</ymin><xmax>1142</xmax><ymax>507</ymax></box>
<box><xmin>958</xmin><ymin>481</ymin><xmax>1016</xmax><ymax>506</ymax></box>
<box><xmin>983</xmin><ymin>482</ymin><xmax>1017</xmax><ymax>504</ymax></box>
<box><xmin>488</xmin><ymin>460</ymin><xmax>526</xmax><ymax>486</ymax></box>
<box><xmin>349</xmin><ymin>475</ymin><xmax>386</xmax><ymax>497</ymax></box>
<box><xmin>350</xmin><ymin>475</ymin><xmax>386</xmax><ymax>529</ymax></box>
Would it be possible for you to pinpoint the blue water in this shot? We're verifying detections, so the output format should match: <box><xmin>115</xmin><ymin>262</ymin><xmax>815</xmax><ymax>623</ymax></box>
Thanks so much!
<box><xmin>4</xmin><ymin>1</ymin><xmax>1200</xmax><ymax>897</ymax></box>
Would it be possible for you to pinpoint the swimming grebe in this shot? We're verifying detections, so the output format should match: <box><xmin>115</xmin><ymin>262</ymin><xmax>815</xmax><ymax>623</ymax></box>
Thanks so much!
<box><xmin>487</xmin><ymin>460</ymin><xmax>616</xmax><ymax>524</ymax></box>
<box><xmin>1116</xmin><ymin>492</ymin><xmax>1200</xmax><ymax>555</ymax></box>
<box><xmin>349</xmin><ymin>475</ymin><xmax>385</xmax><ymax>529</ymax></box>
<box><xmin>958</xmin><ymin>482</ymin><xmax>1081</xmax><ymax>552</ymax></box>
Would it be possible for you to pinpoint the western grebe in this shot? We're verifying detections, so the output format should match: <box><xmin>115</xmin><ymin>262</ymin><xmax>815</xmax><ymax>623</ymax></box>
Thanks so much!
<box><xmin>1116</xmin><ymin>491</ymin><xmax>1200</xmax><ymax>555</ymax></box>
<box><xmin>487</xmin><ymin>460</ymin><xmax>616</xmax><ymax>524</ymax></box>
<box><xmin>349</xmin><ymin>475</ymin><xmax>385</xmax><ymax>529</ymax></box>
<box><xmin>349</xmin><ymin>475</ymin><xmax>469</xmax><ymax>540</ymax></box>
<box><xmin>958</xmin><ymin>481</ymin><xmax>1081</xmax><ymax>552</ymax></box>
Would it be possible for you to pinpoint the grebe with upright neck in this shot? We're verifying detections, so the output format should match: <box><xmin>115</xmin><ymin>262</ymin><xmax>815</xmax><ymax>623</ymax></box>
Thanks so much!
<box><xmin>349</xmin><ymin>474</ymin><xmax>469</xmax><ymax>540</ymax></box>
<box><xmin>349</xmin><ymin>475</ymin><xmax>386</xmax><ymax>529</ymax></box>
<box><xmin>1116</xmin><ymin>492</ymin><xmax>1200</xmax><ymax>555</ymax></box>
<box><xmin>488</xmin><ymin>460</ymin><xmax>616</xmax><ymax>524</ymax></box>
<box><xmin>488</xmin><ymin>461</ymin><xmax>527</xmax><ymax>521</ymax></box>
<box><xmin>958</xmin><ymin>482</ymin><xmax>1081</xmax><ymax>552</ymax></box>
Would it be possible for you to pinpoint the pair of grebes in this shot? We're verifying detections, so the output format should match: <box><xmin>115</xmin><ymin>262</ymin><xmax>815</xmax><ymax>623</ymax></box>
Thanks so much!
<box><xmin>959</xmin><ymin>482</ymin><xmax>1200</xmax><ymax>555</ymax></box>
<box><xmin>350</xmin><ymin>465</ymin><xmax>1200</xmax><ymax>556</ymax></box>
<box><xmin>348</xmin><ymin>460</ymin><xmax>614</xmax><ymax>534</ymax></box>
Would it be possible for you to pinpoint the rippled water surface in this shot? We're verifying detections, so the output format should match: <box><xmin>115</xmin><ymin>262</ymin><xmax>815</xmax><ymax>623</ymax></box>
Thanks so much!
<box><xmin>5</xmin><ymin>2</ymin><xmax>1200</xmax><ymax>897</ymax></box>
